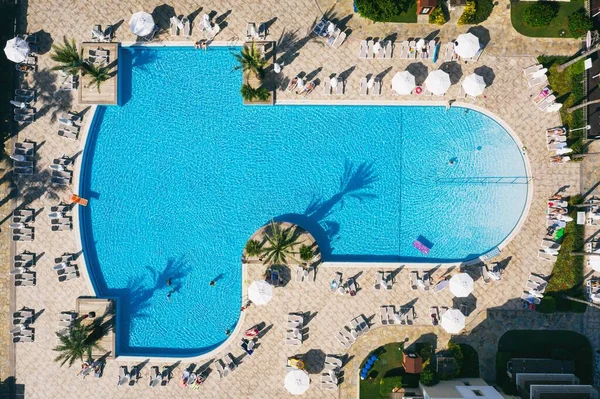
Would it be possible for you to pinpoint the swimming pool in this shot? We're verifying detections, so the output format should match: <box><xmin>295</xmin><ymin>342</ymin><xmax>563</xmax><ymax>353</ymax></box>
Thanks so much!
<box><xmin>80</xmin><ymin>46</ymin><xmax>529</xmax><ymax>356</ymax></box>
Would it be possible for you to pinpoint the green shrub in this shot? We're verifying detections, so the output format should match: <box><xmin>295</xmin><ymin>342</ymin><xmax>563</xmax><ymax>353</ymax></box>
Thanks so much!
<box><xmin>356</xmin><ymin>0</ymin><xmax>413</xmax><ymax>21</ymax></box>
<box><xmin>568</xmin><ymin>10</ymin><xmax>593</xmax><ymax>38</ymax></box>
<box><xmin>299</xmin><ymin>245</ymin><xmax>313</xmax><ymax>262</ymax></box>
<box><xmin>255</xmin><ymin>86</ymin><xmax>270</xmax><ymax>101</ymax></box>
<box><xmin>379</xmin><ymin>375</ymin><xmax>403</xmax><ymax>395</ymax></box>
<box><xmin>240</xmin><ymin>84</ymin><xmax>270</xmax><ymax>102</ymax></box>
<box><xmin>458</xmin><ymin>0</ymin><xmax>476</xmax><ymax>25</ymax></box>
<box><xmin>449</xmin><ymin>342</ymin><xmax>464</xmax><ymax>375</ymax></box>
<box><xmin>429</xmin><ymin>2</ymin><xmax>448</xmax><ymax>25</ymax></box>
<box><xmin>420</xmin><ymin>364</ymin><xmax>438</xmax><ymax>386</ymax></box>
<box><xmin>419</xmin><ymin>343</ymin><xmax>434</xmax><ymax>362</ymax></box>
<box><xmin>245</xmin><ymin>239</ymin><xmax>262</xmax><ymax>257</ymax></box>
<box><xmin>474</xmin><ymin>0</ymin><xmax>494</xmax><ymax>23</ymax></box>
<box><xmin>537</xmin><ymin>296</ymin><xmax>557</xmax><ymax>313</ymax></box>
<box><xmin>524</xmin><ymin>2</ymin><xmax>558</xmax><ymax>27</ymax></box>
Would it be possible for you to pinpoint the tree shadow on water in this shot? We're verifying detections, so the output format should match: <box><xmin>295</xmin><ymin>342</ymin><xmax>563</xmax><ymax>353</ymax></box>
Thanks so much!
<box><xmin>276</xmin><ymin>160</ymin><xmax>378</xmax><ymax>258</ymax></box>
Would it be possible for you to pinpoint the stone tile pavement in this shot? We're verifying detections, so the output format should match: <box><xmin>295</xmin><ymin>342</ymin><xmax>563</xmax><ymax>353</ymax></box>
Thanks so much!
<box><xmin>2</xmin><ymin>0</ymin><xmax>593</xmax><ymax>398</ymax></box>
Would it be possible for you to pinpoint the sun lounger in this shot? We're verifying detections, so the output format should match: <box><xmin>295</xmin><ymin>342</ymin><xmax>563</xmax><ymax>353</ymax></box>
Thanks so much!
<box><xmin>521</xmin><ymin>292</ymin><xmax>541</xmax><ymax>305</ymax></box>
<box><xmin>332</xmin><ymin>31</ymin><xmax>346</xmax><ymax>49</ymax></box>
<box><xmin>325</xmin><ymin>355</ymin><xmax>342</xmax><ymax>369</ymax></box>
<box><xmin>356</xmin><ymin>315</ymin><xmax>369</xmax><ymax>333</ymax></box>
<box><xmin>169</xmin><ymin>17</ymin><xmax>179</xmax><ymax>37</ymax></box>
<box><xmin>346</xmin><ymin>278</ymin><xmax>357</xmax><ymax>296</ymax></box>
<box><xmin>367</xmin><ymin>40</ymin><xmax>374</xmax><ymax>58</ymax></box>
<box><xmin>399</xmin><ymin>41</ymin><xmax>409</xmax><ymax>59</ymax></box>
<box><xmin>330</xmin><ymin>272</ymin><xmax>342</xmax><ymax>292</ymax></box>
<box><xmin>379</xmin><ymin>306</ymin><xmax>388</xmax><ymax>325</ymax></box>
<box><xmin>288</xmin><ymin>314</ymin><xmax>304</xmax><ymax>325</ymax></box>
<box><xmin>421</xmin><ymin>272</ymin><xmax>430</xmax><ymax>290</ymax></box>
<box><xmin>359</xmin><ymin>40</ymin><xmax>368</xmax><ymax>58</ymax></box>
<box><xmin>13</xmin><ymin>335</ymin><xmax>33</xmax><ymax>343</ymax></box>
<box><xmin>359</xmin><ymin>77</ymin><xmax>368</xmax><ymax>95</ymax></box>
<box><xmin>58</xmin><ymin>272</ymin><xmax>78</xmax><ymax>282</ymax></box>
<box><xmin>537</xmin><ymin>249</ymin><xmax>556</xmax><ymax>262</ymax></box>
<box><xmin>335</xmin><ymin>331</ymin><xmax>351</xmax><ymax>349</ymax></box>
<box><xmin>14</xmin><ymin>114</ymin><xmax>34</xmax><ymax>123</ymax></box>
<box><xmin>528</xmin><ymin>274</ymin><xmax>548</xmax><ymax>288</ymax></box>
<box><xmin>246</xmin><ymin>22</ymin><xmax>257</xmax><ymax>39</ymax></box>
<box><xmin>339</xmin><ymin>328</ymin><xmax>355</xmax><ymax>345</ymax></box>
<box><xmin>58</xmin><ymin>128</ymin><xmax>78</xmax><ymax>140</ymax></box>
<box><xmin>336</xmin><ymin>77</ymin><xmax>344</xmax><ymax>95</ymax></box>
<box><xmin>56</xmin><ymin>266</ymin><xmax>78</xmax><ymax>275</ymax></box>
<box><xmin>306</xmin><ymin>267</ymin><xmax>315</xmax><ymax>282</ymax></box>
<box><xmin>408</xmin><ymin>40</ymin><xmax>416</xmax><ymax>59</ymax></box>
<box><xmin>376</xmin><ymin>41</ymin><xmax>385</xmax><ymax>59</ymax></box>
<box><xmin>444</xmin><ymin>42</ymin><xmax>454</xmax><ymax>62</ymax></box>
<box><xmin>524</xmin><ymin>64</ymin><xmax>542</xmax><ymax>76</ymax></box>
<box><xmin>539</xmin><ymin>95</ymin><xmax>556</xmax><ymax>111</ymax></box>
<box><xmin>51</xmin><ymin>176</ymin><xmax>71</xmax><ymax>185</ymax></box>
<box><xmin>350</xmin><ymin>318</ymin><xmax>363</xmax><ymax>336</ymax></box>
<box><xmin>541</xmin><ymin>238</ymin><xmax>561</xmax><ymax>250</ymax></box>
<box><xmin>14</xmin><ymin>279</ymin><xmax>34</xmax><ymax>287</ymax></box>
<box><xmin>295</xmin><ymin>266</ymin><xmax>304</xmax><ymax>283</ymax></box>
<box><xmin>374</xmin><ymin>271</ymin><xmax>383</xmax><ymax>290</ymax></box>
<box><xmin>182</xmin><ymin>18</ymin><xmax>191</xmax><ymax>38</ymax></box>
<box><xmin>529</xmin><ymin>75</ymin><xmax>548</xmax><ymax>88</ymax></box>
<box><xmin>384</xmin><ymin>41</ymin><xmax>393</xmax><ymax>59</ymax></box>
<box><xmin>149</xmin><ymin>366</ymin><xmax>161</xmax><ymax>387</ymax></box>
<box><xmin>410</xmin><ymin>271</ymin><xmax>418</xmax><ymax>290</ymax></box>
<box><xmin>326</xmin><ymin>28</ymin><xmax>339</xmax><ymax>47</ymax></box>
<box><xmin>224</xmin><ymin>353</ymin><xmax>236</xmax><ymax>371</ymax></box>
<box><xmin>285</xmin><ymin>337</ymin><xmax>302</xmax><ymax>346</ymax></box>
<box><xmin>480</xmin><ymin>265</ymin><xmax>492</xmax><ymax>284</ymax></box>
<box><xmin>129</xmin><ymin>366</ymin><xmax>139</xmax><ymax>385</ymax></box>
<box><xmin>372</xmin><ymin>77</ymin><xmax>382</xmax><ymax>96</ymax></box>
<box><xmin>118</xmin><ymin>366</ymin><xmax>129</xmax><ymax>386</ymax></box>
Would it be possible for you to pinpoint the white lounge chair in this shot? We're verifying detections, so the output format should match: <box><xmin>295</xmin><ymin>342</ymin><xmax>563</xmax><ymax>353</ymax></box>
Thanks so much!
<box><xmin>246</xmin><ymin>22</ymin><xmax>257</xmax><ymax>39</ymax></box>
<box><xmin>358</xmin><ymin>40</ymin><xmax>368</xmax><ymax>58</ymax></box>
<box><xmin>169</xmin><ymin>17</ymin><xmax>179</xmax><ymax>36</ymax></box>
<box><xmin>372</xmin><ymin>78</ymin><xmax>382</xmax><ymax>96</ymax></box>
<box><xmin>295</xmin><ymin>266</ymin><xmax>304</xmax><ymax>283</ymax></box>
<box><xmin>384</xmin><ymin>272</ymin><xmax>393</xmax><ymax>290</ymax></box>
<box><xmin>335</xmin><ymin>331</ymin><xmax>351</xmax><ymax>349</ymax></box>
<box><xmin>182</xmin><ymin>17</ymin><xmax>191</xmax><ymax>38</ymax></box>
<box><xmin>307</xmin><ymin>267</ymin><xmax>315</xmax><ymax>282</ymax></box>
<box><xmin>408</xmin><ymin>40</ymin><xmax>416</xmax><ymax>59</ymax></box>
<box><xmin>540</xmin><ymin>238</ymin><xmax>561</xmax><ymax>250</ymax></box>
<box><xmin>410</xmin><ymin>271</ymin><xmax>418</xmax><ymax>290</ymax></box>
<box><xmin>367</xmin><ymin>40</ymin><xmax>374</xmax><ymax>58</ymax></box>
<box><xmin>336</xmin><ymin>77</ymin><xmax>344</xmax><ymax>95</ymax></box>
<box><xmin>330</xmin><ymin>272</ymin><xmax>342</xmax><ymax>292</ymax></box>
<box><xmin>379</xmin><ymin>306</ymin><xmax>388</xmax><ymax>325</ymax></box>
<box><xmin>149</xmin><ymin>366</ymin><xmax>162</xmax><ymax>387</ymax></box>
<box><xmin>523</xmin><ymin>64</ymin><xmax>542</xmax><ymax>76</ymax></box>
<box><xmin>385</xmin><ymin>41</ymin><xmax>393</xmax><ymax>59</ymax></box>
<box><xmin>118</xmin><ymin>366</ymin><xmax>130</xmax><ymax>386</ymax></box>
<box><xmin>359</xmin><ymin>77</ymin><xmax>368</xmax><ymax>95</ymax></box>
<box><xmin>332</xmin><ymin>31</ymin><xmax>346</xmax><ymax>49</ymax></box>
<box><xmin>537</xmin><ymin>249</ymin><xmax>556</xmax><ymax>262</ymax></box>
<box><xmin>375</xmin><ymin>41</ymin><xmax>385</xmax><ymax>59</ymax></box>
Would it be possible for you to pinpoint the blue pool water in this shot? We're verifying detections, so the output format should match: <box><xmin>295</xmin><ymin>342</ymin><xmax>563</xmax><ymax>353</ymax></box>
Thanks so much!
<box><xmin>80</xmin><ymin>46</ymin><xmax>529</xmax><ymax>356</ymax></box>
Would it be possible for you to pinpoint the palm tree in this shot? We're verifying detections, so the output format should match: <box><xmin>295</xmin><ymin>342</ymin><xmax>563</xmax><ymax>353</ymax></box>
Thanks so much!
<box><xmin>54</xmin><ymin>321</ymin><xmax>103</xmax><ymax>367</ymax></box>
<box><xmin>245</xmin><ymin>239</ymin><xmax>263</xmax><ymax>257</ymax></box>
<box><xmin>50</xmin><ymin>37</ymin><xmax>83</xmax><ymax>76</ymax></box>
<box><xmin>233</xmin><ymin>42</ymin><xmax>267</xmax><ymax>79</ymax></box>
<box><xmin>83</xmin><ymin>62</ymin><xmax>111</xmax><ymax>92</ymax></box>
<box><xmin>262</xmin><ymin>220</ymin><xmax>300</xmax><ymax>265</ymax></box>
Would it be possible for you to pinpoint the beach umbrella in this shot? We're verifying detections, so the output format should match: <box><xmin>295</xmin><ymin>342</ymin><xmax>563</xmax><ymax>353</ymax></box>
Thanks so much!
<box><xmin>462</xmin><ymin>73</ymin><xmax>486</xmax><ymax>97</ymax></box>
<box><xmin>129</xmin><ymin>12</ymin><xmax>155</xmax><ymax>37</ymax></box>
<box><xmin>285</xmin><ymin>369</ymin><xmax>310</xmax><ymax>395</ymax></box>
<box><xmin>424</xmin><ymin>70</ymin><xmax>451</xmax><ymax>96</ymax></box>
<box><xmin>441</xmin><ymin>308</ymin><xmax>466</xmax><ymax>334</ymax></box>
<box><xmin>391</xmin><ymin>71</ymin><xmax>416</xmax><ymax>95</ymax></box>
<box><xmin>248</xmin><ymin>280</ymin><xmax>273</xmax><ymax>306</ymax></box>
<box><xmin>454</xmin><ymin>33</ymin><xmax>480</xmax><ymax>59</ymax></box>
<box><xmin>449</xmin><ymin>273</ymin><xmax>473</xmax><ymax>297</ymax></box>
<box><xmin>4</xmin><ymin>37</ymin><xmax>29</xmax><ymax>63</ymax></box>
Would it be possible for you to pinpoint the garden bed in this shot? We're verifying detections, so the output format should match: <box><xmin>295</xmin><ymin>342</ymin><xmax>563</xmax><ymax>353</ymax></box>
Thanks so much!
<box><xmin>356</xmin><ymin>0</ymin><xmax>417</xmax><ymax>23</ymax></box>
<box><xmin>511</xmin><ymin>0</ymin><xmax>585</xmax><ymax>37</ymax></box>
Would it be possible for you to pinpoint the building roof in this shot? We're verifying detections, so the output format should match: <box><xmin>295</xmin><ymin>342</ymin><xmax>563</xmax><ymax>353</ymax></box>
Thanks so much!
<box><xmin>417</xmin><ymin>0</ymin><xmax>437</xmax><ymax>7</ymax></box>
<box><xmin>403</xmin><ymin>352</ymin><xmax>422</xmax><ymax>374</ymax></box>
<box><xmin>531</xmin><ymin>384</ymin><xmax>599</xmax><ymax>399</ymax></box>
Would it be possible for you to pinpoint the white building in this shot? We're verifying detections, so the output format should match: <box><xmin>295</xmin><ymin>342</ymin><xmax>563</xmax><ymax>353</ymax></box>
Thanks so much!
<box><xmin>421</xmin><ymin>378</ymin><xmax>505</xmax><ymax>399</ymax></box>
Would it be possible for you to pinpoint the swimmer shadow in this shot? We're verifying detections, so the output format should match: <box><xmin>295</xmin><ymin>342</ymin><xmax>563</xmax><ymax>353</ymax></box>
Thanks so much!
<box><xmin>275</xmin><ymin>160</ymin><xmax>378</xmax><ymax>259</ymax></box>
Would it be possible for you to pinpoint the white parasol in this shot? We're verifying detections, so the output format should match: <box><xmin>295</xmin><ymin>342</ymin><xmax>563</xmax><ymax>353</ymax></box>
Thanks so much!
<box><xmin>4</xmin><ymin>37</ymin><xmax>30</xmax><ymax>63</ymax></box>
<box><xmin>454</xmin><ymin>33</ymin><xmax>480</xmax><ymax>59</ymax></box>
<box><xmin>391</xmin><ymin>71</ymin><xmax>416</xmax><ymax>95</ymax></box>
<box><xmin>247</xmin><ymin>280</ymin><xmax>273</xmax><ymax>306</ymax></box>
<box><xmin>441</xmin><ymin>308</ymin><xmax>466</xmax><ymax>334</ymax></box>
<box><xmin>129</xmin><ymin>12</ymin><xmax>155</xmax><ymax>37</ymax></box>
<box><xmin>449</xmin><ymin>273</ymin><xmax>474</xmax><ymax>297</ymax></box>
<box><xmin>424</xmin><ymin>70</ymin><xmax>451</xmax><ymax>96</ymax></box>
<box><xmin>285</xmin><ymin>369</ymin><xmax>310</xmax><ymax>395</ymax></box>
<box><xmin>462</xmin><ymin>73</ymin><xmax>486</xmax><ymax>97</ymax></box>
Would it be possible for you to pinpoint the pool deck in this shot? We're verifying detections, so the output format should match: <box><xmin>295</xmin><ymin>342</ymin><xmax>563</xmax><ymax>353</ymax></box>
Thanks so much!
<box><xmin>3</xmin><ymin>0</ymin><xmax>599</xmax><ymax>398</ymax></box>
<box><xmin>78</xmin><ymin>42</ymin><xmax>119</xmax><ymax>105</ymax></box>
<box><xmin>76</xmin><ymin>297</ymin><xmax>116</xmax><ymax>359</ymax></box>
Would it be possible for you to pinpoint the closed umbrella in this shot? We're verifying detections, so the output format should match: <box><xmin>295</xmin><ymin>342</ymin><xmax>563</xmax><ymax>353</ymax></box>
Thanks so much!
<box><xmin>285</xmin><ymin>369</ymin><xmax>310</xmax><ymax>395</ymax></box>
<box><xmin>454</xmin><ymin>33</ymin><xmax>480</xmax><ymax>59</ymax></box>
<box><xmin>4</xmin><ymin>37</ymin><xmax>29</xmax><ymax>63</ymax></box>
<box><xmin>462</xmin><ymin>73</ymin><xmax>486</xmax><ymax>97</ymax></box>
<box><xmin>129</xmin><ymin>12</ymin><xmax>155</xmax><ymax>37</ymax></box>
<box><xmin>449</xmin><ymin>273</ymin><xmax>474</xmax><ymax>297</ymax></box>
<box><xmin>441</xmin><ymin>308</ymin><xmax>466</xmax><ymax>334</ymax></box>
<box><xmin>391</xmin><ymin>71</ymin><xmax>416</xmax><ymax>95</ymax></box>
<box><xmin>248</xmin><ymin>280</ymin><xmax>273</xmax><ymax>306</ymax></box>
<box><xmin>424</xmin><ymin>70</ymin><xmax>451</xmax><ymax>96</ymax></box>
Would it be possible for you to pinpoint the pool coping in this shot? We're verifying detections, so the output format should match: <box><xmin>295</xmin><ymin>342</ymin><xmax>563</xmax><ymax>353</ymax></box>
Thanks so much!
<box><xmin>72</xmin><ymin>47</ymin><xmax>532</xmax><ymax>361</ymax></box>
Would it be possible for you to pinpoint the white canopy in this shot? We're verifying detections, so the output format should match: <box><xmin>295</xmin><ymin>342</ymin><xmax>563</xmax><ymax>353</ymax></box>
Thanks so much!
<box><xmin>424</xmin><ymin>70</ymin><xmax>451</xmax><ymax>96</ymax></box>
<box><xmin>129</xmin><ymin>12</ymin><xmax>155</xmax><ymax>37</ymax></box>
<box><xmin>454</xmin><ymin>33</ymin><xmax>480</xmax><ymax>59</ymax></box>
<box><xmin>441</xmin><ymin>308</ymin><xmax>466</xmax><ymax>334</ymax></box>
<box><xmin>391</xmin><ymin>71</ymin><xmax>416</xmax><ymax>95</ymax></box>
<box><xmin>4</xmin><ymin>37</ymin><xmax>29</xmax><ymax>63</ymax></box>
<box><xmin>248</xmin><ymin>280</ymin><xmax>273</xmax><ymax>306</ymax></box>
<box><xmin>449</xmin><ymin>273</ymin><xmax>474</xmax><ymax>297</ymax></box>
<box><xmin>462</xmin><ymin>73</ymin><xmax>486</xmax><ymax>97</ymax></box>
<box><xmin>285</xmin><ymin>369</ymin><xmax>310</xmax><ymax>395</ymax></box>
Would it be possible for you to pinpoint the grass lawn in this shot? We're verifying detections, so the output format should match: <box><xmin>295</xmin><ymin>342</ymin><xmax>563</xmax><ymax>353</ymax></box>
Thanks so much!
<box><xmin>511</xmin><ymin>0</ymin><xmax>585</xmax><ymax>38</ymax></box>
<box><xmin>386</xmin><ymin>2</ymin><xmax>418</xmax><ymax>23</ymax></box>
<box><xmin>496</xmin><ymin>330</ymin><xmax>593</xmax><ymax>394</ymax></box>
<box><xmin>359</xmin><ymin>343</ymin><xmax>419</xmax><ymax>398</ymax></box>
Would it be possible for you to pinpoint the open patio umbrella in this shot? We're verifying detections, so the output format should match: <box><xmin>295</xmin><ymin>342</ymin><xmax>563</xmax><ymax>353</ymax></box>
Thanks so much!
<box><xmin>441</xmin><ymin>308</ymin><xmax>466</xmax><ymax>334</ymax></box>
<box><xmin>285</xmin><ymin>369</ymin><xmax>310</xmax><ymax>395</ymax></box>
<box><xmin>129</xmin><ymin>11</ymin><xmax>155</xmax><ymax>37</ymax></box>
<box><xmin>449</xmin><ymin>273</ymin><xmax>474</xmax><ymax>297</ymax></box>
<box><xmin>248</xmin><ymin>280</ymin><xmax>273</xmax><ymax>306</ymax></box>
<box><xmin>454</xmin><ymin>33</ymin><xmax>480</xmax><ymax>59</ymax></box>
<box><xmin>4</xmin><ymin>37</ymin><xmax>29</xmax><ymax>63</ymax></box>
<box><xmin>424</xmin><ymin>70</ymin><xmax>451</xmax><ymax>96</ymax></box>
<box><xmin>391</xmin><ymin>71</ymin><xmax>416</xmax><ymax>95</ymax></box>
<box><xmin>462</xmin><ymin>73</ymin><xmax>486</xmax><ymax>97</ymax></box>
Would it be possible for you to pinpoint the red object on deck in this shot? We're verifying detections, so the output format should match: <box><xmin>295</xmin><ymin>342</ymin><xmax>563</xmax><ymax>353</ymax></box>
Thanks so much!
<box><xmin>71</xmin><ymin>194</ymin><xmax>89</xmax><ymax>206</ymax></box>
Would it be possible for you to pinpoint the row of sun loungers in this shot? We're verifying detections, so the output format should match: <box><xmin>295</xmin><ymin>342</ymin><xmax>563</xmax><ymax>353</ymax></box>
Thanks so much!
<box><xmin>373</xmin><ymin>271</ymin><xmax>393</xmax><ymax>290</ymax></box>
<box><xmin>12</xmin><ymin>308</ymin><xmax>34</xmax><ymax>343</ymax></box>
<box><xmin>321</xmin><ymin>355</ymin><xmax>342</xmax><ymax>390</ymax></box>
<box><xmin>323</xmin><ymin>76</ymin><xmax>345</xmax><ymax>95</ymax></box>
<box><xmin>11</xmin><ymin>89</ymin><xmax>36</xmax><ymax>123</ymax></box>
<box><xmin>526</xmin><ymin>69</ymin><xmax>563</xmax><ymax>112</ymax></box>
<box><xmin>14</xmin><ymin>251</ymin><xmax>35</xmax><ymax>268</ymax></box>
<box><xmin>380</xmin><ymin>305</ymin><xmax>415</xmax><ymax>325</ymax></box>
<box><xmin>170</xmin><ymin>16</ymin><xmax>191</xmax><ymax>38</ymax></box>
<box><xmin>16</xmin><ymin>51</ymin><xmax>37</xmax><ymax>74</ymax></box>
<box><xmin>285</xmin><ymin>313</ymin><xmax>305</xmax><ymax>345</ymax></box>
<box><xmin>11</xmin><ymin>209</ymin><xmax>35</xmax><ymax>242</ymax></box>
<box><xmin>11</xmin><ymin>248</ymin><xmax>36</xmax><ymax>286</ymax></box>
<box><xmin>524</xmin><ymin>274</ymin><xmax>547</xmax><ymax>298</ymax></box>
<box><xmin>54</xmin><ymin>259</ymin><xmax>79</xmax><ymax>282</ymax></box>
<box><xmin>215</xmin><ymin>353</ymin><xmax>236</xmax><ymax>378</ymax></box>
<box><xmin>335</xmin><ymin>315</ymin><xmax>369</xmax><ymax>349</ymax></box>
<box><xmin>91</xmin><ymin>24</ymin><xmax>113</xmax><ymax>42</ymax></box>
<box><xmin>359</xmin><ymin>40</ymin><xmax>393</xmax><ymax>59</ymax></box>
<box><xmin>359</xmin><ymin>76</ymin><xmax>382</xmax><ymax>96</ymax></box>
<box><xmin>59</xmin><ymin>71</ymin><xmax>79</xmax><ymax>91</ymax></box>
<box><xmin>540</xmin><ymin>197</ymin><xmax>568</xmax><ymax>262</ymax></box>
<box><xmin>546</xmin><ymin>126</ymin><xmax>572</xmax><ymax>164</ymax></box>
<box><xmin>313</xmin><ymin>19</ymin><xmax>346</xmax><ymax>49</ymax></box>
<box><xmin>409</xmin><ymin>271</ymin><xmax>430</xmax><ymax>290</ymax></box>
<box><xmin>295</xmin><ymin>266</ymin><xmax>315</xmax><ymax>283</ymax></box>
<box><xmin>49</xmin><ymin>207</ymin><xmax>73</xmax><ymax>231</ymax></box>
<box><xmin>13</xmin><ymin>141</ymin><xmax>36</xmax><ymax>176</ymax></box>
<box><xmin>57</xmin><ymin>111</ymin><xmax>82</xmax><ymax>139</ymax></box>
<box><xmin>246</xmin><ymin>22</ymin><xmax>266</xmax><ymax>40</ymax></box>
<box><xmin>586</xmin><ymin>278</ymin><xmax>600</xmax><ymax>304</ymax></box>
<box><xmin>480</xmin><ymin>263</ymin><xmax>501</xmax><ymax>283</ymax></box>
<box><xmin>88</xmin><ymin>47</ymin><xmax>110</xmax><ymax>65</ymax></box>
